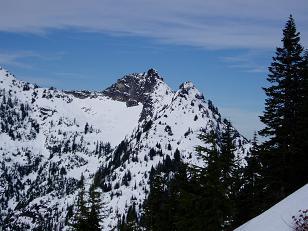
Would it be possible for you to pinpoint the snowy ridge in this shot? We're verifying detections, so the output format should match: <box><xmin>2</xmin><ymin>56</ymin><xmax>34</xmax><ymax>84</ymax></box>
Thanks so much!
<box><xmin>0</xmin><ymin>67</ymin><xmax>250</xmax><ymax>230</ymax></box>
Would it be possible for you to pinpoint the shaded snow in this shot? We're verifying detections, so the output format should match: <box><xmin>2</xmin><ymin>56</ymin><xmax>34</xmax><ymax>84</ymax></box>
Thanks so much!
<box><xmin>235</xmin><ymin>184</ymin><xmax>308</xmax><ymax>231</ymax></box>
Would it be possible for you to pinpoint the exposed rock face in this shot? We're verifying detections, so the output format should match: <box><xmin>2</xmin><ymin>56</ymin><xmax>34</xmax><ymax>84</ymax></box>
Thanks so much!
<box><xmin>103</xmin><ymin>69</ymin><xmax>162</xmax><ymax>105</ymax></box>
<box><xmin>103</xmin><ymin>69</ymin><xmax>165</xmax><ymax>121</ymax></box>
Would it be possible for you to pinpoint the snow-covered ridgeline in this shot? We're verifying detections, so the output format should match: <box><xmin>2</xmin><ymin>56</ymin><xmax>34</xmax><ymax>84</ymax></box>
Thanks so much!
<box><xmin>0</xmin><ymin>67</ymin><xmax>250</xmax><ymax>230</ymax></box>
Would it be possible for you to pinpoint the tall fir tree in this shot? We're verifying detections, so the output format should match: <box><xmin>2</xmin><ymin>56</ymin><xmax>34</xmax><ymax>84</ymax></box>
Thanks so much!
<box><xmin>119</xmin><ymin>203</ymin><xmax>140</xmax><ymax>231</ymax></box>
<box><xmin>220</xmin><ymin>122</ymin><xmax>236</xmax><ymax>181</ymax></box>
<box><xmin>143</xmin><ymin>173</ymin><xmax>168</xmax><ymax>231</ymax></box>
<box><xmin>169</xmin><ymin>162</ymin><xmax>193</xmax><ymax>231</ymax></box>
<box><xmin>294</xmin><ymin>50</ymin><xmax>308</xmax><ymax>189</ymax></box>
<box><xmin>259</xmin><ymin>15</ymin><xmax>306</xmax><ymax>201</ymax></box>
<box><xmin>220</xmin><ymin>121</ymin><xmax>242</xmax><ymax>229</ymax></box>
<box><xmin>72</xmin><ymin>176</ymin><xmax>103</xmax><ymax>231</ymax></box>
<box><xmin>194</xmin><ymin>130</ymin><xmax>232</xmax><ymax>231</ymax></box>
<box><xmin>87</xmin><ymin>185</ymin><xmax>102</xmax><ymax>231</ymax></box>
<box><xmin>73</xmin><ymin>174</ymin><xmax>89</xmax><ymax>231</ymax></box>
<box><xmin>234</xmin><ymin>132</ymin><xmax>264</xmax><ymax>227</ymax></box>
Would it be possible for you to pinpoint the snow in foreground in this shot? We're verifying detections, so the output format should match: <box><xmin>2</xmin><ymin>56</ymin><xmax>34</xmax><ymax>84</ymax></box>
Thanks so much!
<box><xmin>235</xmin><ymin>184</ymin><xmax>308</xmax><ymax>231</ymax></box>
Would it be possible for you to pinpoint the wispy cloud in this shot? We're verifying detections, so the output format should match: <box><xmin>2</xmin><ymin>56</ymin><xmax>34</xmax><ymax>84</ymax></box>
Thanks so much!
<box><xmin>221</xmin><ymin>51</ymin><xmax>269</xmax><ymax>73</ymax></box>
<box><xmin>0</xmin><ymin>51</ymin><xmax>39</xmax><ymax>68</ymax></box>
<box><xmin>0</xmin><ymin>0</ymin><xmax>307</xmax><ymax>49</ymax></box>
<box><xmin>0</xmin><ymin>50</ymin><xmax>65</xmax><ymax>69</ymax></box>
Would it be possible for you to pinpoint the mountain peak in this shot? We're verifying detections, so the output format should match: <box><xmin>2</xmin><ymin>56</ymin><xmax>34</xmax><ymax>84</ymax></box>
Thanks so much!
<box><xmin>146</xmin><ymin>68</ymin><xmax>163</xmax><ymax>81</ymax></box>
<box><xmin>177</xmin><ymin>81</ymin><xmax>205</xmax><ymax>100</ymax></box>
<box><xmin>179</xmin><ymin>81</ymin><xmax>195</xmax><ymax>90</ymax></box>
<box><xmin>0</xmin><ymin>67</ymin><xmax>15</xmax><ymax>80</ymax></box>
<box><xmin>103</xmin><ymin>69</ymin><xmax>165</xmax><ymax>107</ymax></box>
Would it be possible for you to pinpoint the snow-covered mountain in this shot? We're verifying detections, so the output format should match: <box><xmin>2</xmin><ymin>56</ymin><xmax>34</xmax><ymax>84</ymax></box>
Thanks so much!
<box><xmin>235</xmin><ymin>184</ymin><xmax>308</xmax><ymax>231</ymax></box>
<box><xmin>0</xmin><ymin>67</ymin><xmax>250</xmax><ymax>230</ymax></box>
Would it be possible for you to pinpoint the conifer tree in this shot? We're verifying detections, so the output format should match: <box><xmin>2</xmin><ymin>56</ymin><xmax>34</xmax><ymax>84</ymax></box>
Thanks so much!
<box><xmin>87</xmin><ymin>185</ymin><xmax>102</xmax><ymax>231</ymax></box>
<box><xmin>220</xmin><ymin>121</ymin><xmax>237</xmax><ymax>190</ymax></box>
<box><xmin>234</xmin><ymin>132</ymin><xmax>263</xmax><ymax>227</ymax></box>
<box><xmin>74</xmin><ymin>174</ymin><xmax>89</xmax><ymax>231</ymax></box>
<box><xmin>194</xmin><ymin>130</ymin><xmax>232</xmax><ymax>231</ymax></box>
<box><xmin>73</xmin><ymin>177</ymin><xmax>103</xmax><ymax>231</ymax></box>
<box><xmin>120</xmin><ymin>203</ymin><xmax>140</xmax><ymax>231</ymax></box>
<box><xmin>294</xmin><ymin>51</ymin><xmax>308</xmax><ymax>189</ymax></box>
<box><xmin>143</xmin><ymin>173</ymin><xmax>169</xmax><ymax>231</ymax></box>
<box><xmin>220</xmin><ymin>121</ymin><xmax>242</xmax><ymax>229</ymax></box>
<box><xmin>170</xmin><ymin>161</ymin><xmax>196</xmax><ymax>231</ymax></box>
<box><xmin>259</xmin><ymin>15</ymin><xmax>306</xmax><ymax>200</ymax></box>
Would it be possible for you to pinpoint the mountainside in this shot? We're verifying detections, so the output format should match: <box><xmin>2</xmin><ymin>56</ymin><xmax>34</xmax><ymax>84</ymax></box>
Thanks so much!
<box><xmin>235</xmin><ymin>184</ymin><xmax>308</xmax><ymax>231</ymax></box>
<box><xmin>0</xmin><ymin>67</ymin><xmax>250</xmax><ymax>230</ymax></box>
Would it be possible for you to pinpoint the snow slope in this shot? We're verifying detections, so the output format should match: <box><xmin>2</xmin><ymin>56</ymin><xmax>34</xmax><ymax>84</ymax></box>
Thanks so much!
<box><xmin>0</xmin><ymin>67</ymin><xmax>143</xmax><ymax>230</ymax></box>
<box><xmin>0</xmin><ymin>67</ymin><xmax>142</xmax><ymax>146</ymax></box>
<box><xmin>235</xmin><ymin>184</ymin><xmax>308</xmax><ymax>231</ymax></box>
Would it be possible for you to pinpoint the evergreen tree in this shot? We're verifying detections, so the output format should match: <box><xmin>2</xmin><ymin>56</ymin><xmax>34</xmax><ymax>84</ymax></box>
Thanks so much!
<box><xmin>220</xmin><ymin>121</ymin><xmax>242</xmax><ymax>229</ymax></box>
<box><xmin>84</xmin><ymin>122</ymin><xmax>89</xmax><ymax>134</ymax></box>
<box><xmin>259</xmin><ymin>15</ymin><xmax>306</xmax><ymax>201</ymax></box>
<box><xmin>169</xmin><ymin>162</ymin><xmax>197</xmax><ymax>231</ymax></box>
<box><xmin>87</xmin><ymin>185</ymin><xmax>102</xmax><ymax>231</ymax></box>
<box><xmin>143</xmin><ymin>172</ymin><xmax>171</xmax><ymax>231</ymax></box>
<box><xmin>294</xmin><ymin>50</ymin><xmax>308</xmax><ymax>189</ymax></box>
<box><xmin>74</xmin><ymin>174</ymin><xmax>89</xmax><ymax>231</ymax></box>
<box><xmin>72</xmin><ymin>176</ymin><xmax>103</xmax><ymax>231</ymax></box>
<box><xmin>119</xmin><ymin>203</ymin><xmax>140</xmax><ymax>231</ymax></box>
<box><xmin>234</xmin><ymin>132</ymin><xmax>264</xmax><ymax>227</ymax></box>
<box><xmin>194</xmin><ymin>131</ymin><xmax>232</xmax><ymax>231</ymax></box>
<box><xmin>142</xmin><ymin>154</ymin><xmax>189</xmax><ymax>231</ymax></box>
<box><xmin>220</xmin><ymin>121</ymin><xmax>237</xmax><ymax>190</ymax></box>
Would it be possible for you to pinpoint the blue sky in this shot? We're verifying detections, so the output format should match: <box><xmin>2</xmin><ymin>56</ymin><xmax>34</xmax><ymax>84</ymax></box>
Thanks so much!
<box><xmin>0</xmin><ymin>0</ymin><xmax>307</xmax><ymax>139</ymax></box>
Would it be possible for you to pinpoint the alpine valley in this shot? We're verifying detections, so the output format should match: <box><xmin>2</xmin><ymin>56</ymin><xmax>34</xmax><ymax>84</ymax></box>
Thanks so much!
<box><xmin>0</xmin><ymin>67</ymin><xmax>250</xmax><ymax>230</ymax></box>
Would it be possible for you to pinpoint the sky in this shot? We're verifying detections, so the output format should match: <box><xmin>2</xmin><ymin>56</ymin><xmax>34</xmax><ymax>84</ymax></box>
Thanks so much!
<box><xmin>0</xmin><ymin>0</ymin><xmax>307</xmax><ymax>139</ymax></box>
